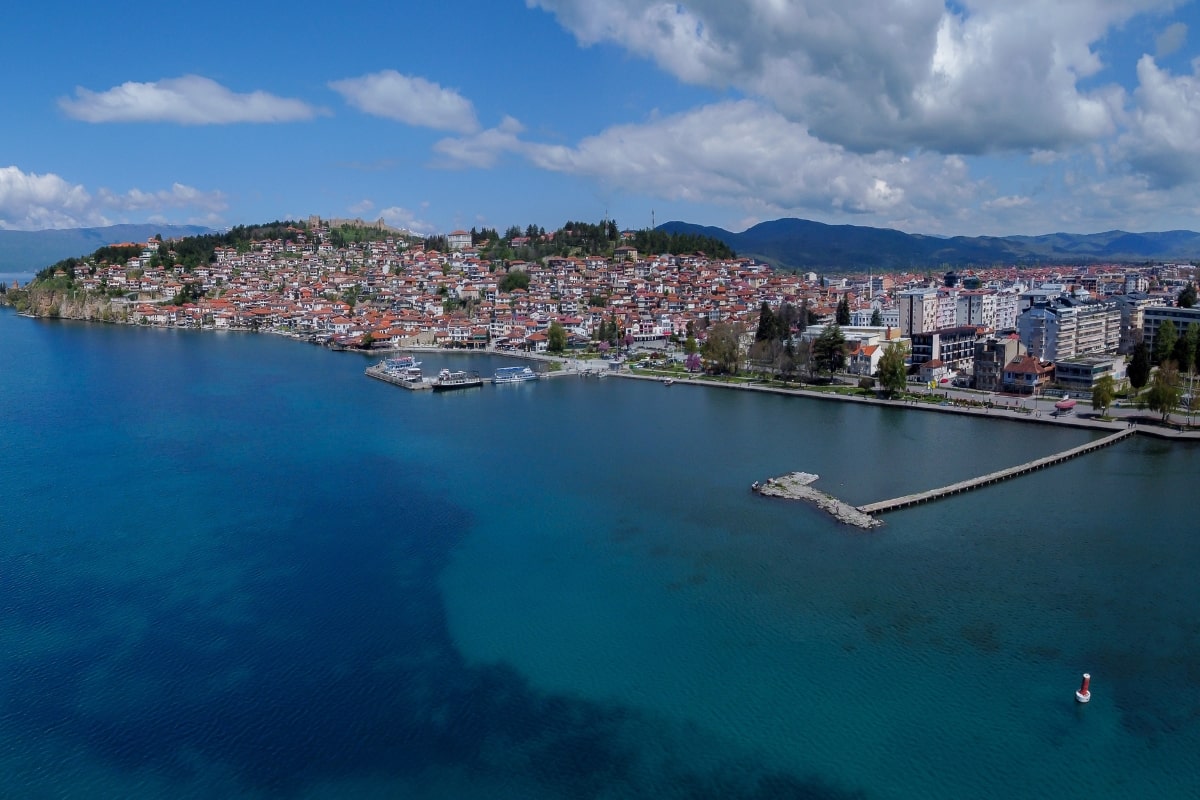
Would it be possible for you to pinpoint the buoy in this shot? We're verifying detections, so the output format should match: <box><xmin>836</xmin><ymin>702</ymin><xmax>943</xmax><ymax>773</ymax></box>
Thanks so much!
<box><xmin>1075</xmin><ymin>673</ymin><xmax>1091</xmax><ymax>703</ymax></box>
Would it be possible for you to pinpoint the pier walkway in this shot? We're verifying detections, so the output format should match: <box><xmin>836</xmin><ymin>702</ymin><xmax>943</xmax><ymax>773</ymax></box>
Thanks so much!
<box><xmin>858</xmin><ymin>428</ymin><xmax>1135</xmax><ymax>515</ymax></box>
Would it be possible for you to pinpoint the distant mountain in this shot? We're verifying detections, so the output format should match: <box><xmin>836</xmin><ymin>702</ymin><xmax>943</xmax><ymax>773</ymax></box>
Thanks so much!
<box><xmin>657</xmin><ymin>218</ymin><xmax>1200</xmax><ymax>271</ymax></box>
<box><xmin>0</xmin><ymin>224</ymin><xmax>212</xmax><ymax>272</ymax></box>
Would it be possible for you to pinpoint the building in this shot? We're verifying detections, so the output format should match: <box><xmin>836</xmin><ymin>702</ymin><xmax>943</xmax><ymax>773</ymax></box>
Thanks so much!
<box><xmin>897</xmin><ymin>287</ymin><xmax>940</xmax><ymax>336</ymax></box>
<box><xmin>1016</xmin><ymin>298</ymin><xmax>1121</xmax><ymax>361</ymax></box>
<box><xmin>446</xmin><ymin>230</ymin><xmax>472</xmax><ymax>251</ymax></box>
<box><xmin>1001</xmin><ymin>355</ymin><xmax>1055</xmax><ymax>395</ymax></box>
<box><xmin>973</xmin><ymin>335</ymin><xmax>1025</xmax><ymax>392</ymax></box>
<box><xmin>1142</xmin><ymin>305</ymin><xmax>1200</xmax><ymax>355</ymax></box>
<box><xmin>909</xmin><ymin>326</ymin><xmax>981</xmax><ymax>373</ymax></box>
<box><xmin>1053</xmin><ymin>355</ymin><xmax>1127</xmax><ymax>392</ymax></box>
<box><xmin>1112</xmin><ymin>292</ymin><xmax>1164</xmax><ymax>353</ymax></box>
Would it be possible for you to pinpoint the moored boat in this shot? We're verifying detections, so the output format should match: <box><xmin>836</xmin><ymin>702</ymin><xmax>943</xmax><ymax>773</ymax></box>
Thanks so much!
<box><xmin>432</xmin><ymin>368</ymin><xmax>484</xmax><ymax>391</ymax></box>
<box><xmin>492</xmin><ymin>366</ymin><xmax>539</xmax><ymax>384</ymax></box>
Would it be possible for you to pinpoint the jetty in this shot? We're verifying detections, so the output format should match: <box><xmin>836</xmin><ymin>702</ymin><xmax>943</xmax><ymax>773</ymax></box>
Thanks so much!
<box><xmin>858</xmin><ymin>427</ymin><xmax>1135</xmax><ymax>515</ymax></box>
<box><xmin>365</xmin><ymin>363</ymin><xmax>431</xmax><ymax>390</ymax></box>
<box><xmin>753</xmin><ymin>472</ymin><xmax>883</xmax><ymax>530</ymax></box>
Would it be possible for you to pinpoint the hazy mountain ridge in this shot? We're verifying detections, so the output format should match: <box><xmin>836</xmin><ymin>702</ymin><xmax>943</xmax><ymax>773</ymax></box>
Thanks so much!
<box><xmin>0</xmin><ymin>224</ymin><xmax>212</xmax><ymax>272</ymax></box>
<box><xmin>658</xmin><ymin>218</ymin><xmax>1200</xmax><ymax>271</ymax></box>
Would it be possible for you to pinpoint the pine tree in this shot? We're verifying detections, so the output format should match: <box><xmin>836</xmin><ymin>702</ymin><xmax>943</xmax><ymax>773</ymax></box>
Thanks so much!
<box><xmin>1129</xmin><ymin>341</ymin><xmax>1151</xmax><ymax>389</ymax></box>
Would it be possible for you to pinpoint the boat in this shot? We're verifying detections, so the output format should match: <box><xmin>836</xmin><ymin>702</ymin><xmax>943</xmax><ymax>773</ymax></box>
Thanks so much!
<box><xmin>492</xmin><ymin>366</ymin><xmax>539</xmax><ymax>384</ymax></box>
<box><xmin>1053</xmin><ymin>396</ymin><xmax>1077</xmax><ymax>416</ymax></box>
<box><xmin>383</xmin><ymin>355</ymin><xmax>422</xmax><ymax>373</ymax></box>
<box><xmin>432</xmin><ymin>368</ymin><xmax>483</xmax><ymax>391</ymax></box>
<box><xmin>662</xmin><ymin>378</ymin><xmax>674</xmax><ymax>386</ymax></box>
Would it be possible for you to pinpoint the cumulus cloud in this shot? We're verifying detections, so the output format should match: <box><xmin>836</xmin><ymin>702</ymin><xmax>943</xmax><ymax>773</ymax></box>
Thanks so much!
<box><xmin>528</xmin><ymin>0</ymin><xmax>1175</xmax><ymax>155</ymax></box>
<box><xmin>329</xmin><ymin>71</ymin><xmax>479</xmax><ymax>133</ymax></box>
<box><xmin>379</xmin><ymin>205</ymin><xmax>436</xmax><ymax>235</ymax></box>
<box><xmin>0</xmin><ymin>166</ymin><xmax>225</xmax><ymax>230</ymax></box>
<box><xmin>348</xmin><ymin>199</ymin><xmax>375</xmax><ymax>215</ymax></box>
<box><xmin>435</xmin><ymin>100</ymin><xmax>982</xmax><ymax>227</ymax></box>
<box><xmin>1118</xmin><ymin>55</ymin><xmax>1200</xmax><ymax>188</ymax></box>
<box><xmin>1156</xmin><ymin>21</ymin><xmax>1187</xmax><ymax>57</ymax></box>
<box><xmin>59</xmin><ymin>75</ymin><xmax>319</xmax><ymax>124</ymax></box>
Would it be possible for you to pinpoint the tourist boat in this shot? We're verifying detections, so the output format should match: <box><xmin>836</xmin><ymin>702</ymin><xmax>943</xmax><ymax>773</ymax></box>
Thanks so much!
<box><xmin>383</xmin><ymin>355</ymin><xmax>422</xmax><ymax>373</ymax></box>
<box><xmin>662</xmin><ymin>378</ymin><xmax>674</xmax><ymax>386</ymax></box>
<box><xmin>492</xmin><ymin>366</ymin><xmax>539</xmax><ymax>384</ymax></box>
<box><xmin>432</xmin><ymin>368</ymin><xmax>483</xmax><ymax>391</ymax></box>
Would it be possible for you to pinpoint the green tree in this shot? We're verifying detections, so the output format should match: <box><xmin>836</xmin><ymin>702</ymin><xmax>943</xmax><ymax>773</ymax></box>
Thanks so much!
<box><xmin>870</xmin><ymin>308</ymin><xmax>882</xmax><ymax>327</ymax></box>
<box><xmin>835</xmin><ymin>296</ymin><xmax>851</xmax><ymax>325</ymax></box>
<box><xmin>701</xmin><ymin>322</ymin><xmax>744</xmax><ymax>375</ymax></box>
<box><xmin>755</xmin><ymin>301</ymin><xmax>777</xmax><ymax>342</ymax></box>
<box><xmin>499</xmin><ymin>269</ymin><xmax>530</xmax><ymax>293</ymax></box>
<box><xmin>1173</xmin><ymin>321</ymin><xmax>1199</xmax><ymax>373</ymax></box>
<box><xmin>1154</xmin><ymin>319</ymin><xmax>1177</xmax><ymax>365</ymax></box>
<box><xmin>1179</xmin><ymin>282</ymin><xmax>1197</xmax><ymax>308</ymax></box>
<box><xmin>1128</xmin><ymin>341</ymin><xmax>1151</xmax><ymax>390</ymax></box>
<box><xmin>812</xmin><ymin>324</ymin><xmax>847</xmax><ymax>376</ymax></box>
<box><xmin>683</xmin><ymin>335</ymin><xmax>698</xmax><ymax>355</ymax></box>
<box><xmin>876</xmin><ymin>341</ymin><xmax>909</xmax><ymax>397</ymax></box>
<box><xmin>547</xmin><ymin>320</ymin><xmax>567</xmax><ymax>353</ymax></box>
<box><xmin>1145</xmin><ymin>361</ymin><xmax>1183</xmax><ymax>423</ymax></box>
<box><xmin>1091</xmin><ymin>374</ymin><xmax>1116</xmax><ymax>417</ymax></box>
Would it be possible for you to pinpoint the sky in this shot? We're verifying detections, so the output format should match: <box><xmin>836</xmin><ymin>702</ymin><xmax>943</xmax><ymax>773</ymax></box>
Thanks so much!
<box><xmin>2</xmin><ymin>0</ymin><xmax>1200</xmax><ymax>238</ymax></box>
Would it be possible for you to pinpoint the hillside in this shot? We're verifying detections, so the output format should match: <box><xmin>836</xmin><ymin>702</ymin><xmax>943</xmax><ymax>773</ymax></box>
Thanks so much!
<box><xmin>658</xmin><ymin>218</ymin><xmax>1200</xmax><ymax>271</ymax></box>
<box><xmin>0</xmin><ymin>224</ymin><xmax>212</xmax><ymax>272</ymax></box>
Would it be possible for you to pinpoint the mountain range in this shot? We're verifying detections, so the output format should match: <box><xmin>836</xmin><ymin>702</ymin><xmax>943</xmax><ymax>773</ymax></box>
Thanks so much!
<box><xmin>0</xmin><ymin>224</ymin><xmax>212</xmax><ymax>273</ymax></box>
<box><xmin>658</xmin><ymin>218</ymin><xmax>1200</xmax><ymax>271</ymax></box>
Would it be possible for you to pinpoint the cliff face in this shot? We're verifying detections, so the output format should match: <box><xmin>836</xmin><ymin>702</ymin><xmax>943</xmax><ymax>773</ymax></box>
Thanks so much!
<box><xmin>2</xmin><ymin>286</ymin><xmax>130</xmax><ymax>323</ymax></box>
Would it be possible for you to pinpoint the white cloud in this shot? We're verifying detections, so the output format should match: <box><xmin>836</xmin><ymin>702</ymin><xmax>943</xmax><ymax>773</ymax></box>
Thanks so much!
<box><xmin>529</xmin><ymin>0</ymin><xmax>1177</xmax><ymax>155</ymax></box>
<box><xmin>432</xmin><ymin>116</ymin><xmax>525</xmax><ymax>168</ymax></box>
<box><xmin>329</xmin><ymin>71</ymin><xmax>479</xmax><ymax>133</ymax></box>
<box><xmin>436</xmin><ymin>101</ymin><xmax>981</xmax><ymax>226</ymax></box>
<box><xmin>59</xmin><ymin>75</ymin><xmax>319</xmax><ymax>124</ymax></box>
<box><xmin>0</xmin><ymin>166</ymin><xmax>226</xmax><ymax>230</ymax></box>
<box><xmin>379</xmin><ymin>205</ymin><xmax>436</xmax><ymax>235</ymax></box>
<box><xmin>348</xmin><ymin>199</ymin><xmax>375</xmax><ymax>215</ymax></box>
<box><xmin>1118</xmin><ymin>55</ymin><xmax>1200</xmax><ymax>188</ymax></box>
<box><xmin>1156</xmin><ymin>21</ymin><xmax>1187</xmax><ymax>57</ymax></box>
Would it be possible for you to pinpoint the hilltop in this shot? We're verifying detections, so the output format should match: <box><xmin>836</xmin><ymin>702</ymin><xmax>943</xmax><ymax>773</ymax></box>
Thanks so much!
<box><xmin>657</xmin><ymin>218</ymin><xmax>1200</xmax><ymax>271</ymax></box>
<box><xmin>0</xmin><ymin>224</ymin><xmax>212</xmax><ymax>272</ymax></box>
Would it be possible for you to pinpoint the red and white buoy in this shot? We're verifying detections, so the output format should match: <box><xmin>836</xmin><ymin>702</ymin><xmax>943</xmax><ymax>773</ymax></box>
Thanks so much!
<box><xmin>1075</xmin><ymin>673</ymin><xmax>1091</xmax><ymax>703</ymax></box>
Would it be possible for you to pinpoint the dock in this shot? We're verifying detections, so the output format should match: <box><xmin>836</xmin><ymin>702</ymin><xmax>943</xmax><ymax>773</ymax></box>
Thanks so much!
<box><xmin>365</xmin><ymin>363</ymin><xmax>431</xmax><ymax>390</ymax></box>
<box><xmin>858</xmin><ymin>427</ymin><xmax>1135</xmax><ymax>515</ymax></box>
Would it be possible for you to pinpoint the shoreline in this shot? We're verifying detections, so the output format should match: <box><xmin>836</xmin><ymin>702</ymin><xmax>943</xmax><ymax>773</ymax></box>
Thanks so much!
<box><xmin>6</xmin><ymin>307</ymin><xmax>1197</xmax><ymax>440</ymax></box>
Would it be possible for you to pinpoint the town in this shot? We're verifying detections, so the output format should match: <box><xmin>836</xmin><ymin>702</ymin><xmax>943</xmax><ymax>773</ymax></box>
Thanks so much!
<box><xmin>7</xmin><ymin>216</ymin><xmax>1200</xmax><ymax>414</ymax></box>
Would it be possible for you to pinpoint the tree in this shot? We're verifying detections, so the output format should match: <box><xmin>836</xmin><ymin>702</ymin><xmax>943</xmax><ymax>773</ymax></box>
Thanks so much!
<box><xmin>870</xmin><ymin>308</ymin><xmax>882</xmax><ymax>327</ymax></box>
<box><xmin>683</xmin><ymin>335</ymin><xmax>698</xmax><ymax>355</ymax></box>
<box><xmin>1154</xmin><ymin>319</ymin><xmax>1177</xmax><ymax>365</ymax></box>
<box><xmin>547</xmin><ymin>320</ymin><xmax>567</xmax><ymax>353</ymax></box>
<box><xmin>685</xmin><ymin>352</ymin><xmax>702</xmax><ymax>373</ymax></box>
<box><xmin>835</xmin><ymin>295</ymin><xmax>851</xmax><ymax>325</ymax></box>
<box><xmin>876</xmin><ymin>341</ymin><xmax>909</xmax><ymax>397</ymax></box>
<box><xmin>498</xmin><ymin>269</ymin><xmax>530</xmax><ymax>293</ymax></box>
<box><xmin>1173</xmin><ymin>321</ymin><xmax>1199</xmax><ymax>373</ymax></box>
<box><xmin>1145</xmin><ymin>361</ymin><xmax>1183</xmax><ymax>423</ymax></box>
<box><xmin>701</xmin><ymin>322</ymin><xmax>744</xmax><ymax>375</ymax></box>
<box><xmin>811</xmin><ymin>324</ymin><xmax>847</xmax><ymax>376</ymax></box>
<box><xmin>755</xmin><ymin>301</ymin><xmax>777</xmax><ymax>342</ymax></box>
<box><xmin>1091</xmin><ymin>374</ymin><xmax>1115</xmax><ymax>417</ymax></box>
<box><xmin>1129</xmin><ymin>341</ymin><xmax>1151</xmax><ymax>390</ymax></box>
<box><xmin>1179</xmin><ymin>282</ymin><xmax>1197</xmax><ymax>308</ymax></box>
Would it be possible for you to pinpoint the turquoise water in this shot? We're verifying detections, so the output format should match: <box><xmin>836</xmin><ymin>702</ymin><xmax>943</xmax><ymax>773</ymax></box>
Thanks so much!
<box><xmin>1</xmin><ymin>308</ymin><xmax>1197</xmax><ymax>798</ymax></box>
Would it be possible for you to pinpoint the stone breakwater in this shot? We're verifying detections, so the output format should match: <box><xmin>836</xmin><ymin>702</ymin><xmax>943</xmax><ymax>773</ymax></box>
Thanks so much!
<box><xmin>753</xmin><ymin>472</ymin><xmax>883</xmax><ymax>530</ymax></box>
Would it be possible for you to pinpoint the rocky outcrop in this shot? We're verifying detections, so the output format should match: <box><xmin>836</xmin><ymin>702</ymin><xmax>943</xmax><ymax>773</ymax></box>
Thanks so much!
<box><xmin>753</xmin><ymin>471</ymin><xmax>883</xmax><ymax>530</ymax></box>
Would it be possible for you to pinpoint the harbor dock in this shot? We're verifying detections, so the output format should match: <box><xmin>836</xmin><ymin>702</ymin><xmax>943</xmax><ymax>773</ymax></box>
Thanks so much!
<box><xmin>365</xmin><ymin>363</ymin><xmax>431</xmax><ymax>390</ymax></box>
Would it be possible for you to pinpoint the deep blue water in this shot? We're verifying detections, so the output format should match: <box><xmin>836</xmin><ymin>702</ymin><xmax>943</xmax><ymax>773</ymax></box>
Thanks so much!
<box><xmin>1</xmin><ymin>308</ymin><xmax>1198</xmax><ymax>798</ymax></box>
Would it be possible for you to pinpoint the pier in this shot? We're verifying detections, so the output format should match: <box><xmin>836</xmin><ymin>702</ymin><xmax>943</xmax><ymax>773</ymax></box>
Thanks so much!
<box><xmin>857</xmin><ymin>428</ymin><xmax>1135</xmax><ymax>515</ymax></box>
<box><xmin>365</xmin><ymin>363</ymin><xmax>431</xmax><ymax>390</ymax></box>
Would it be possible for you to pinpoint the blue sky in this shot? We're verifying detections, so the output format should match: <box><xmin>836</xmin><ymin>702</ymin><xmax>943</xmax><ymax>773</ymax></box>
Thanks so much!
<box><xmin>3</xmin><ymin>0</ymin><xmax>1200</xmax><ymax>237</ymax></box>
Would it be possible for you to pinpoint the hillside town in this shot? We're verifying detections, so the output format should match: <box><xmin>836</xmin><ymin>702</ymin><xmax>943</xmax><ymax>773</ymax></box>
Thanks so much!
<box><xmin>9</xmin><ymin>216</ymin><xmax>1200</xmax><ymax>399</ymax></box>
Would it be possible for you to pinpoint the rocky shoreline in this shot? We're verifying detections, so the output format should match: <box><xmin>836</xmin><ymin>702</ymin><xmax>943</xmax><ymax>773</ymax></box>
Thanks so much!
<box><xmin>752</xmin><ymin>471</ymin><xmax>883</xmax><ymax>530</ymax></box>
